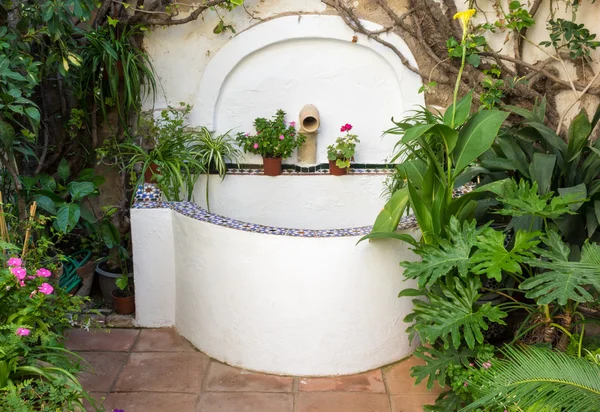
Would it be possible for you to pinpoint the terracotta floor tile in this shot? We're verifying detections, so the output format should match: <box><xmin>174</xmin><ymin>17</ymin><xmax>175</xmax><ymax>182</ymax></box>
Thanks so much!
<box><xmin>295</xmin><ymin>392</ymin><xmax>390</xmax><ymax>412</ymax></box>
<box><xmin>114</xmin><ymin>352</ymin><xmax>210</xmax><ymax>393</ymax></box>
<box><xmin>83</xmin><ymin>391</ymin><xmax>106</xmax><ymax>412</ymax></box>
<box><xmin>65</xmin><ymin>328</ymin><xmax>139</xmax><ymax>352</ymax></box>
<box><xmin>197</xmin><ymin>392</ymin><xmax>294</xmax><ymax>412</ymax></box>
<box><xmin>205</xmin><ymin>361</ymin><xmax>293</xmax><ymax>393</ymax></box>
<box><xmin>134</xmin><ymin>328</ymin><xmax>196</xmax><ymax>352</ymax></box>
<box><xmin>383</xmin><ymin>356</ymin><xmax>442</xmax><ymax>395</ymax></box>
<box><xmin>298</xmin><ymin>369</ymin><xmax>385</xmax><ymax>393</ymax></box>
<box><xmin>390</xmin><ymin>394</ymin><xmax>442</xmax><ymax>412</ymax></box>
<box><xmin>78</xmin><ymin>352</ymin><xmax>129</xmax><ymax>392</ymax></box>
<box><xmin>103</xmin><ymin>392</ymin><xmax>198</xmax><ymax>412</ymax></box>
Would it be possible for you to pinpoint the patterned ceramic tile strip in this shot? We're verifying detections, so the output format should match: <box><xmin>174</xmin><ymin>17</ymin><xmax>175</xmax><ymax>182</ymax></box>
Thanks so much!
<box><xmin>133</xmin><ymin>182</ymin><xmax>475</xmax><ymax>238</ymax></box>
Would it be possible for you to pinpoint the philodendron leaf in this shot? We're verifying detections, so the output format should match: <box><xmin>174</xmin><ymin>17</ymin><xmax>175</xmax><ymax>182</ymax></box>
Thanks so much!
<box><xmin>567</xmin><ymin>109</ymin><xmax>592</xmax><ymax>162</ymax></box>
<box><xmin>401</xmin><ymin>217</ymin><xmax>480</xmax><ymax>288</ymax></box>
<box><xmin>408</xmin><ymin>276</ymin><xmax>507</xmax><ymax>349</ymax></box>
<box><xmin>371</xmin><ymin>187</ymin><xmax>409</xmax><ymax>233</ymax></box>
<box><xmin>452</xmin><ymin>110</ymin><xmax>509</xmax><ymax>176</ymax></box>
<box><xmin>471</xmin><ymin>229</ymin><xmax>540</xmax><ymax>281</ymax></box>
<box><xmin>521</xmin><ymin>231</ymin><xmax>600</xmax><ymax>305</ymax></box>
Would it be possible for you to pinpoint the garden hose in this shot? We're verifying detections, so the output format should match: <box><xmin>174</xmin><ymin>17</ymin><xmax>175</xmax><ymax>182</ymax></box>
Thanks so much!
<box><xmin>59</xmin><ymin>250</ymin><xmax>92</xmax><ymax>293</ymax></box>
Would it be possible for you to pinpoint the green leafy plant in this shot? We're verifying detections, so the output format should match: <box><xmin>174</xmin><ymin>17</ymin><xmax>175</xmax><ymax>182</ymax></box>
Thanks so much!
<box><xmin>540</xmin><ymin>18</ymin><xmax>600</xmax><ymax>60</ymax></box>
<box><xmin>326</xmin><ymin>123</ymin><xmax>359</xmax><ymax>169</ymax></box>
<box><xmin>194</xmin><ymin>128</ymin><xmax>241</xmax><ymax>212</ymax></box>
<box><xmin>100</xmin><ymin>104</ymin><xmax>206</xmax><ymax>202</ymax></box>
<box><xmin>465</xmin><ymin>345</ymin><xmax>600</xmax><ymax>412</ymax></box>
<box><xmin>78</xmin><ymin>24</ymin><xmax>157</xmax><ymax>124</ymax></box>
<box><xmin>236</xmin><ymin>110</ymin><xmax>306</xmax><ymax>159</ymax></box>
<box><xmin>21</xmin><ymin>161</ymin><xmax>105</xmax><ymax>234</ymax></box>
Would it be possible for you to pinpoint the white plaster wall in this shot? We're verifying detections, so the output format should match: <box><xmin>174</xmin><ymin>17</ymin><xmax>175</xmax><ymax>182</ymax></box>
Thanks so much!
<box><xmin>172</xmin><ymin>212</ymin><xmax>420</xmax><ymax>376</ymax></box>
<box><xmin>192</xmin><ymin>174</ymin><xmax>389</xmax><ymax>229</ymax></box>
<box><xmin>131</xmin><ymin>209</ymin><xmax>177</xmax><ymax>327</ymax></box>
<box><xmin>131</xmin><ymin>206</ymin><xmax>421</xmax><ymax>375</ymax></box>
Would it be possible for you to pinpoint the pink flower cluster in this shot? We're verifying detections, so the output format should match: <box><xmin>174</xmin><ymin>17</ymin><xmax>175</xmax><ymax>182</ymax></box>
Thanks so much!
<box><xmin>16</xmin><ymin>327</ymin><xmax>30</xmax><ymax>336</ymax></box>
<box><xmin>482</xmin><ymin>361</ymin><xmax>492</xmax><ymax>369</ymax></box>
<box><xmin>340</xmin><ymin>123</ymin><xmax>353</xmax><ymax>132</ymax></box>
<box><xmin>6</xmin><ymin>257</ymin><xmax>52</xmax><ymax>290</ymax></box>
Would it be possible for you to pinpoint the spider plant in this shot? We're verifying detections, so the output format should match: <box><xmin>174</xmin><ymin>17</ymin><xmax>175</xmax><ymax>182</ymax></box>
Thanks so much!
<box><xmin>114</xmin><ymin>105</ymin><xmax>206</xmax><ymax>202</ymax></box>
<box><xmin>193</xmin><ymin>128</ymin><xmax>241</xmax><ymax>211</ymax></box>
<box><xmin>79</xmin><ymin>24</ymin><xmax>157</xmax><ymax>124</ymax></box>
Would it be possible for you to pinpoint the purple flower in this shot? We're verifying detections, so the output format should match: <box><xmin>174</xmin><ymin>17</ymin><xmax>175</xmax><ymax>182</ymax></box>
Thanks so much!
<box><xmin>113</xmin><ymin>409</ymin><xmax>125</xmax><ymax>412</ymax></box>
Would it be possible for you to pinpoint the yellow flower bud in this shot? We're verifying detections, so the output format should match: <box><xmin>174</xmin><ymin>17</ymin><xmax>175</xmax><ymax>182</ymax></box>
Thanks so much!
<box><xmin>453</xmin><ymin>9</ymin><xmax>476</xmax><ymax>32</ymax></box>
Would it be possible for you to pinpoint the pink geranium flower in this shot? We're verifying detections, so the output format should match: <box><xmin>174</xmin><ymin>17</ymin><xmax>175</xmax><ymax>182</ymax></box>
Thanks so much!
<box><xmin>36</xmin><ymin>268</ymin><xmax>51</xmax><ymax>278</ymax></box>
<box><xmin>253</xmin><ymin>143</ymin><xmax>259</xmax><ymax>149</ymax></box>
<box><xmin>340</xmin><ymin>123</ymin><xmax>353</xmax><ymax>132</ymax></box>
<box><xmin>7</xmin><ymin>257</ymin><xmax>22</xmax><ymax>267</ymax></box>
<box><xmin>16</xmin><ymin>328</ymin><xmax>30</xmax><ymax>336</ymax></box>
<box><xmin>10</xmin><ymin>266</ymin><xmax>27</xmax><ymax>280</ymax></box>
<box><xmin>289</xmin><ymin>121</ymin><xmax>296</xmax><ymax>127</ymax></box>
<box><xmin>38</xmin><ymin>283</ymin><xmax>54</xmax><ymax>295</ymax></box>
<box><xmin>279</xmin><ymin>134</ymin><xmax>285</xmax><ymax>140</ymax></box>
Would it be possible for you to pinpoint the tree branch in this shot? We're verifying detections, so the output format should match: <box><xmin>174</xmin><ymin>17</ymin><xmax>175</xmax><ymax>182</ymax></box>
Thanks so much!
<box><xmin>134</xmin><ymin>0</ymin><xmax>229</xmax><ymax>26</ymax></box>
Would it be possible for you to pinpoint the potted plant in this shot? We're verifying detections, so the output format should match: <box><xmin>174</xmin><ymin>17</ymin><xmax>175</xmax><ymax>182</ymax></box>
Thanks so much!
<box><xmin>98</xmin><ymin>104</ymin><xmax>207</xmax><ymax>201</ymax></box>
<box><xmin>194</xmin><ymin>128</ymin><xmax>241</xmax><ymax>211</ymax></box>
<box><xmin>327</xmin><ymin>123</ymin><xmax>359</xmax><ymax>176</ymax></box>
<box><xmin>236</xmin><ymin>109</ymin><xmax>306</xmax><ymax>176</ymax></box>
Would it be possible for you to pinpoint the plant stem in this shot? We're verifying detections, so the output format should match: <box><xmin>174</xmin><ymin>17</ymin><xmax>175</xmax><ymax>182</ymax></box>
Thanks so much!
<box><xmin>451</xmin><ymin>32</ymin><xmax>469</xmax><ymax>129</ymax></box>
<box><xmin>543</xmin><ymin>304</ymin><xmax>551</xmax><ymax>323</ymax></box>
<box><xmin>550</xmin><ymin>322</ymin><xmax>573</xmax><ymax>338</ymax></box>
<box><xmin>205</xmin><ymin>172</ymin><xmax>210</xmax><ymax>212</ymax></box>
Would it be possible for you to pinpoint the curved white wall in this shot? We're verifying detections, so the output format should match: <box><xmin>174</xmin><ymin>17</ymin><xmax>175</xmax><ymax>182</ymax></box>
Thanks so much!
<box><xmin>190</xmin><ymin>15</ymin><xmax>424</xmax><ymax>165</ymax></box>
<box><xmin>131</xmin><ymin>206</ymin><xmax>421</xmax><ymax>376</ymax></box>
<box><xmin>193</xmin><ymin>174</ymin><xmax>389</xmax><ymax>229</ymax></box>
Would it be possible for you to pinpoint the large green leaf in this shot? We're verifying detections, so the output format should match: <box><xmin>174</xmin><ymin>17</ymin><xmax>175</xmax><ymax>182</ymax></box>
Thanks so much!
<box><xmin>401</xmin><ymin>124</ymin><xmax>437</xmax><ymax>144</ymax></box>
<box><xmin>55</xmin><ymin>203</ymin><xmax>80</xmax><ymax>233</ymax></box>
<box><xmin>470</xmin><ymin>229</ymin><xmax>540</xmax><ymax>281</ymax></box>
<box><xmin>408</xmin><ymin>180</ymin><xmax>434</xmax><ymax>239</ymax></box>
<box><xmin>410</xmin><ymin>345</ymin><xmax>484</xmax><ymax>390</ymax></box>
<box><xmin>33</xmin><ymin>195</ymin><xmax>57</xmax><ymax>215</ymax></box>
<box><xmin>521</xmin><ymin>231</ymin><xmax>600</xmax><ymax>305</ymax></box>
<box><xmin>371</xmin><ymin>187</ymin><xmax>409</xmax><ymax>232</ymax></box>
<box><xmin>357</xmin><ymin>231</ymin><xmax>418</xmax><ymax>247</ymax></box>
<box><xmin>529</xmin><ymin>153</ymin><xmax>556</xmax><ymax>195</ymax></box>
<box><xmin>401</xmin><ymin>218</ymin><xmax>479</xmax><ymax>288</ymax></box>
<box><xmin>57</xmin><ymin>158</ymin><xmax>70</xmax><ymax>182</ymax></box>
<box><xmin>444</xmin><ymin>91</ymin><xmax>473</xmax><ymax>128</ymax></box>
<box><xmin>497</xmin><ymin>135</ymin><xmax>530</xmax><ymax>177</ymax></box>
<box><xmin>397</xmin><ymin>159</ymin><xmax>427</xmax><ymax>189</ymax></box>
<box><xmin>68</xmin><ymin>181</ymin><xmax>95</xmax><ymax>201</ymax></box>
<box><xmin>567</xmin><ymin>109</ymin><xmax>592</xmax><ymax>162</ymax></box>
<box><xmin>452</xmin><ymin>110</ymin><xmax>509</xmax><ymax>176</ymax></box>
<box><xmin>407</xmin><ymin>276</ymin><xmax>507</xmax><ymax>349</ymax></box>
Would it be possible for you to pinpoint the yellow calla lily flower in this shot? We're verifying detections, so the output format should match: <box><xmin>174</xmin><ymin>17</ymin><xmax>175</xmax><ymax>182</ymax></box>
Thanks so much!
<box><xmin>453</xmin><ymin>9</ymin><xmax>476</xmax><ymax>31</ymax></box>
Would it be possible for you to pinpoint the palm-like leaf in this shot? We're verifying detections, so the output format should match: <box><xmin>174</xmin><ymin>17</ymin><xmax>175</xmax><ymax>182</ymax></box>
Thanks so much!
<box><xmin>406</xmin><ymin>276</ymin><xmax>507</xmax><ymax>349</ymax></box>
<box><xmin>470</xmin><ymin>229</ymin><xmax>540</xmax><ymax>281</ymax></box>
<box><xmin>463</xmin><ymin>345</ymin><xmax>600</xmax><ymax>412</ymax></box>
<box><xmin>402</xmin><ymin>218</ymin><xmax>480</xmax><ymax>288</ymax></box>
<box><xmin>521</xmin><ymin>231</ymin><xmax>600</xmax><ymax>305</ymax></box>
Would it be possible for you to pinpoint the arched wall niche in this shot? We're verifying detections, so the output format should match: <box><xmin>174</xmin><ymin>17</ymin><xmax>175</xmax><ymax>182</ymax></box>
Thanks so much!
<box><xmin>189</xmin><ymin>14</ymin><xmax>424</xmax><ymax>165</ymax></box>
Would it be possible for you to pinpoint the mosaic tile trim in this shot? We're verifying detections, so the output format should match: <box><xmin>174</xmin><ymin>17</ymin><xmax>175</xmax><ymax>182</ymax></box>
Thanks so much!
<box><xmin>224</xmin><ymin>163</ymin><xmax>394</xmax><ymax>175</ymax></box>
<box><xmin>133</xmin><ymin>183</ymin><xmax>474</xmax><ymax>238</ymax></box>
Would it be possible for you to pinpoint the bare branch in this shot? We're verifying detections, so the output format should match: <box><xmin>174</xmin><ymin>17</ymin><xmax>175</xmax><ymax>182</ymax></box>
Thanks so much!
<box><xmin>134</xmin><ymin>0</ymin><xmax>229</xmax><ymax>26</ymax></box>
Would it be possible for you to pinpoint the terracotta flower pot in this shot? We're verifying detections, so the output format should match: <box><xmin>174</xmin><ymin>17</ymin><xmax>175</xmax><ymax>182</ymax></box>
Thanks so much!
<box><xmin>263</xmin><ymin>157</ymin><xmax>282</xmax><ymax>176</ymax></box>
<box><xmin>144</xmin><ymin>163</ymin><xmax>160</xmax><ymax>183</ymax></box>
<box><xmin>112</xmin><ymin>290</ymin><xmax>135</xmax><ymax>315</ymax></box>
<box><xmin>329</xmin><ymin>160</ymin><xmax>348</xmax><ymax>176</ymax></box>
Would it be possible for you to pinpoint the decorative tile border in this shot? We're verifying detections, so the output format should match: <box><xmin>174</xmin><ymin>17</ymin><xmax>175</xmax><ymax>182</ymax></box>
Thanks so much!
<box><xmin>133</xmin><ymin>183</ymin><xmax>474</xmax><ymax>238</ymax></box>
<box><xmin>225</xmin><ymin>163</ymin><xmax>394</xmax><ymax>176</ymax></box>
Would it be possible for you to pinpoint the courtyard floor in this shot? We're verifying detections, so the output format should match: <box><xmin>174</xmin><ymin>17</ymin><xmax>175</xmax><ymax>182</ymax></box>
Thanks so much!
<box><xmin>66</xmin><ymin>328</ymin><xmax>441</xmax><ymax>412</ymax></box>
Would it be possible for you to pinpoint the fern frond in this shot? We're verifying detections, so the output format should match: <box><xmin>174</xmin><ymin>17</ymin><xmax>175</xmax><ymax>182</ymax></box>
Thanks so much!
<box><xmin>463</xmin><ymin>345</ymin><xmax>600</xmax><ymax>412</ymax></box>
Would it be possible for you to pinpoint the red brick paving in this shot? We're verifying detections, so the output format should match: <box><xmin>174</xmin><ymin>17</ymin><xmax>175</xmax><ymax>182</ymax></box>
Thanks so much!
<box><xmin>69</xmin><ymin>328</ymin><xmax>438</xmax><ymax>412</ymax></box>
